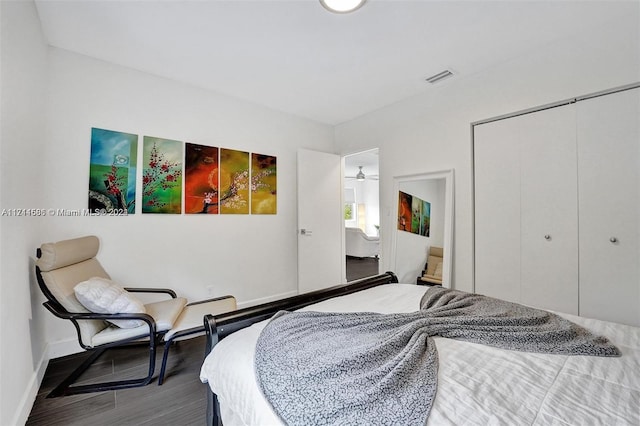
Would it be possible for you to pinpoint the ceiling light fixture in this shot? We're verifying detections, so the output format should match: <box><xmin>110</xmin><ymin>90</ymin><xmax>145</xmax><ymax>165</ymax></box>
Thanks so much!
<box><xmin>356</xmin><ymin>166</ymin><xmax>365</xmax><ymax>181</ymax></box>
<box><xmin>320</xmin><ymin>0</ymin><xmax>366</xmax><ymax>14</ymax></box>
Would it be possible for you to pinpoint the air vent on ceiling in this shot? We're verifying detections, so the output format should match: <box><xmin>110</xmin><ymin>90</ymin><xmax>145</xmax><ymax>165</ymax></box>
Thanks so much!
<box><xmin>425</xmin><ymin>69</ymin><xmax>454</xmax><ymax>84</ymax></box>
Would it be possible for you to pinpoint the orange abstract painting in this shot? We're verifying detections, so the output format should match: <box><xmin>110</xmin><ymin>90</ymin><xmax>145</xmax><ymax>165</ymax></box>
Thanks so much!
<box><xmin>184</xmin><ymin>143</ymin><xmax>219</xmax><ymax>214</ymax></box>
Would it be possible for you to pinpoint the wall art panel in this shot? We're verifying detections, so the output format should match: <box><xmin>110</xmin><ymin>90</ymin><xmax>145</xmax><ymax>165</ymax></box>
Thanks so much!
<box><xmin>251</xmin><ymin>153</ymin><xmax>277</xmax><ymax>214</ymax></box>
<box><xmin>142</xmin><ymin>136</ymin><xmax>183</xmax><ymax>214</ymax></box>
<box><xmin>88</xmin><ymin>127</ymin><xmax>138</xmax><ymax>214</ymax></box>
<box><xmin>185</xmin><ymin>143</ymin><xmax>219</xmax><ymax>214</ymax></box>
<box><xmin>397</xmin><ymin>191</ymin><xmax>412</xmax><ymax>232</ymax></box>
<box><xmin>220</xmin><ymin>148</ymin><xmax>250</xmax><ymax>214</ymax></box>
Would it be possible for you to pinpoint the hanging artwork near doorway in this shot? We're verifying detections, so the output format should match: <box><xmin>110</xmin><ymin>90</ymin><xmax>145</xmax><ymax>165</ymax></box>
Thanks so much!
<box><xmin>421</xmin><ymin>200</ymin><xmax>431</xmax><ymax>237</ymax></box>
<box><xmin>142</xmin><ymin>136</ymin><xmax>183</xmax><ymax>214</ymax></box>
<box><xmin>397</xmin><ymin>191</ymin><xmax>431</xmax><ymax>237</ymax></box>
<box><xmin>88</xmin><ymin>127</ymin><xmax>138</xmax><ymax>214</ymax></box>
<box><xmin>220</xmin><ymin>148</ymin><xmax>250</xmax><ymax>214</ymax></box>
<box><xmin>397</xmin><ymin>191</ymin><xmax>412</xmax><ymax>232</ymax></box>
<box><xmin>185</xmin><ymin>143</ymin><xmax>219</xmax><ymax>214</ymax></box>
<box><xmin>411</xmin><ymin>196</ymin><xmax>422</xmax><ymax>235</ymax></box>
<box><xmin>251</xmin><ymin>153</ymin><xmax>277</xmax><ymax>214</ymax></box>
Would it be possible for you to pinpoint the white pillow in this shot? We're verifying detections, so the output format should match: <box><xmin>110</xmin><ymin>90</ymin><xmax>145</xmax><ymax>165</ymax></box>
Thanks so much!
<box><xmin>74</xmin><ymin>277</ymin><xmax>147</xmax><ymax>329</ymax></box>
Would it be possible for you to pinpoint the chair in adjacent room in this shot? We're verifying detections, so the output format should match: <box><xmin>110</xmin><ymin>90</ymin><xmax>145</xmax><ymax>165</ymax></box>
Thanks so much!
<box><xmin>345</xmin><ymin>227</ymin><xmax>380</xmax><ymax>258</ymax></box>
<box><xmin>417</xmin><ymin>246</ymin><xmax>444</xmax><ymax>286</ymax></box>
<box><xmin>35</xmin><ymin>235</ymin><xmax>237</xmax><ymax>397</ymax></box>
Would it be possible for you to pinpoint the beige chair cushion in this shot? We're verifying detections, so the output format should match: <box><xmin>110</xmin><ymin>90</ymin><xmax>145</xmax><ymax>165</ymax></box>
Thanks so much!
<box><xmin>91</xmin><ymin>297</ymin><xmax>187</xmax><ymax>347</ymax></box>
<box><xmin>37</xmin><ymin>235</ymin><xmax>100</xmax><ymax>272</ymax></box>
<box><xmin>433</xmin><ymin>262</ymin><xmax>443</xmax><ymax>279</ymax></box>
<box><xmin>429</xmin><ymin>246</ymin><xmax>444</xmax><ymax>258</ymax></box>
<box><xmin>39</xmin><ymin>259</ymin><xmax>112</xmax><ymax>346</ymax></box>
<box><xmin>164</xmin><ymin>296</ymin><xmax>237</xmax><ymax>341</ymax></box>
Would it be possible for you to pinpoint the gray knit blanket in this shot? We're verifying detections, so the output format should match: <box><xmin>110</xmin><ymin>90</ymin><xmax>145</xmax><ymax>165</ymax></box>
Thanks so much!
<box><xmin>255</xmin><ymin>287</ymin><xmax>620</xmax><ymax>426</ymax></box>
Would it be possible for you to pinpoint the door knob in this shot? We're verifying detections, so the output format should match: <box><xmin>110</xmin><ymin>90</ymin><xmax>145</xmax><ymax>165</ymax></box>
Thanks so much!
<box><xmin>609</xmin><ymin>237</ymin><xmax>618</xmax><ymax>243</ymax></box>
<box><xmin>544</xmin><ymin>234</ymin><xmax>551</xmax><ymax>241</ymax></box>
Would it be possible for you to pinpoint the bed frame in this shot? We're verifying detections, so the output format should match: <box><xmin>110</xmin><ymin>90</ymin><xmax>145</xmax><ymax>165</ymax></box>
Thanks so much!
<box><xmin>202</xmin><ymin>272</ymin><xmax>399</xmax><ymax>426</ymax></box>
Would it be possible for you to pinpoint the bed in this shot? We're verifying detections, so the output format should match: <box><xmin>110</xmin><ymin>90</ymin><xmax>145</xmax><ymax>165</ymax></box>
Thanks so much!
<box><xmin>200</xmin><ymin>273</ymin><xmax>640</xmax><ymax>425</ymax></box>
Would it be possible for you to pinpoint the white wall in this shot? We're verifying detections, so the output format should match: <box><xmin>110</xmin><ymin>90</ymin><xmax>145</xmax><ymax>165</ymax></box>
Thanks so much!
<box><xmin>0</xmin><ymin>2</ymin><xmax>49</xmax><ymax>425</ymax></box>
<box><xmin>1</xmin><ymin>7</ymin><xmax>334</xmax><ymax>424</ymax></box>
<box><xmin>335</xmin><ymin>8</ymin><xmax>640</xmax><ymax>292</ymax></box>
<box><xmin>40</xmin><ymin>48</ymin><xmax>334</xmax><ymax>353</ymax></box>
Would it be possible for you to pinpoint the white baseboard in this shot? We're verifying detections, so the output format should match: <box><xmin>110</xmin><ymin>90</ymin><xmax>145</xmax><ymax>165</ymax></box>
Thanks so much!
<box><xmin>236</xmin><ymin>290</ymin><xmax>298</xmax><ymax>309</ymax></box>
<box><xmin>12</xmin><ymin>345</ymin><xmax>49</xmax><ymax>426</ymax></box>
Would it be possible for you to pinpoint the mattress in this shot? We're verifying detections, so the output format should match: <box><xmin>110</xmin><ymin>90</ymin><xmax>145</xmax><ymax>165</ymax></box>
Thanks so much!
<box><xmin>200</xmin><ymin>284</ymin><xmax>640</xmax><ymax>425</ymax></box>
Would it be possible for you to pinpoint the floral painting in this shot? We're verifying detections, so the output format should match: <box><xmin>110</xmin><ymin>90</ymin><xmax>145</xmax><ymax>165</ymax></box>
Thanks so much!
<box><xmin>185</xmin><ymin>143</ymin><xmax>219</xmax><ymax>214</ymax></box>
<box><xmin>251</xmin><ymin>153</ymin><xmax>277</xmax><ymax>214</ymax></box>
<box><xmin>397</xmin><ymin>191</ymin><xmax>412</xmax><ymax>232</ymax></box>
<box><xmin>220</xmin><ymin>148</ymin><xmax>249</xmax><ymax>214</ymax></box>
<box><xmin>411</xmin><ymin>196</ymin><xmax>422</xmax><ymax>235</ymax></box>
<box><xmin>142</xmin><ymin>136</ymin><xmax>183</xmax><ymax>214</ymax></box>
<box><xmin>88</xmin><ymin>127</ymin><xmax>138</xmax><ymax>214</ymax></box>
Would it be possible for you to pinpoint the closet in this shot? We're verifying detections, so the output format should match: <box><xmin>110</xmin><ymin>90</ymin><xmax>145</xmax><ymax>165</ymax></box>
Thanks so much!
<box><xmin>474</xmin><ymin>86</ymin><xmax>639</xmax><ymax>327</ymax></box>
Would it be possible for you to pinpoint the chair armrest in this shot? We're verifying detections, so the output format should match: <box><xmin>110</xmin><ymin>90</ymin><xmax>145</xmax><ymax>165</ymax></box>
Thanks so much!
<box><xmin>124</xmin><ymin>287</ymin><xmax>177</xmax><ymax>298</ymax></box>
<box><xmin>43</xmin><ymin>300</ymin><xmax>157</xmax><ymax>334</ymax></box>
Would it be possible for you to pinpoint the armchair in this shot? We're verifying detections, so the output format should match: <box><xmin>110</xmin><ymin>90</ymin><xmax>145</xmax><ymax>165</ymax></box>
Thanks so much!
<box><xmin>35</xmin><ymin>235</ymin><xmax>236</xmax><ymax>397</ymax></box>
<box><xmin>345</xmin><ymin>227</ymin><xmax>379</xmax><ymax>258</ymax></box>
<box><xmin>417</xmin><ymin>246</ymin><xmax>444</xmax><ymax>286</ymax></box>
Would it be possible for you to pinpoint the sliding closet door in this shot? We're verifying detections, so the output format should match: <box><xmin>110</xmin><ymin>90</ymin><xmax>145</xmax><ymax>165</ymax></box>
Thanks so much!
<box><xmin>518</xmin><ymin>106</ymin><xmax>579</xmax><ymax>315</ymax></box>
<box><xmin>474</xmin><ymin>105</ymin><xmax>579</xmax><ymax>314</ymax></box>
<box><xmin>577</xmin><ymin>88</ymin><xmax>640</xmax><ymax>326</ymax></box>
<box><xmin>474</xmin><ymin>118</ymin><xmax>521</xmax><ymax>303</ymax></box>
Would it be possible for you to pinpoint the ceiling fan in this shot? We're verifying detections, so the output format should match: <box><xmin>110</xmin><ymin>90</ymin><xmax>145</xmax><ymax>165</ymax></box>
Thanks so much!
<box><xmin>345</xmin><ymin>166</ymin><xmax>379</xmax><ymax>181</ymax></box>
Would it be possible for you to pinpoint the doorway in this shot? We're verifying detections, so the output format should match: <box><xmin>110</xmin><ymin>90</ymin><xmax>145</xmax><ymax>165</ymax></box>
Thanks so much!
<box><xmin>343</xmin><ymin>149</ymin><xmax>380</xmax><ymax>281</ymax></box>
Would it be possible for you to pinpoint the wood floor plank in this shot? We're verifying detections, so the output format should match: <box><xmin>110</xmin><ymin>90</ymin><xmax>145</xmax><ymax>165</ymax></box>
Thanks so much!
<box><xmin>28</xmin><ymin>336</ymin><xmax>210</xmax><ymax>425</ymax></box>
<box><xmin>26</xmin><ymin>392</ymin><xmax>115</xmax><ymax>426</ymax></box>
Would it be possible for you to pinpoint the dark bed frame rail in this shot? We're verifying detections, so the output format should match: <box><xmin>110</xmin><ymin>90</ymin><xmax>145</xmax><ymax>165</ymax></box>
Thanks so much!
<box><xmin>202</xmin><ymin>272</ymin><xmax>399</xmax><ymax>426</ymax></box>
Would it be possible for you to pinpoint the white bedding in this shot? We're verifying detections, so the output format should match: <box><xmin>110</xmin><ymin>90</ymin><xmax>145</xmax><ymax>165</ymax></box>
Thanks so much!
<box><xmin>200</xmin><ymin>284</ymin><xmax>640</xmax><ymax>425</ymax></box>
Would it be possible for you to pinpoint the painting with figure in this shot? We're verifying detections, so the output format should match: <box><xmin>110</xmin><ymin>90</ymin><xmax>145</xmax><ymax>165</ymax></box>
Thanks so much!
<box><xmin>88</xmin><ymin>127</ymin><xmax>138</xmax><ymax>214</ymax></box>
<box><xmin>251</xmin><ymin>153</ymin><xmax>277</xmax><ymax>214</ymax></box>
<box><xmin>220</xmin><ymin>148</ymin><xmax>250</xmax><ymax>214</ymax></box>
<box><xmin>185</xmin><ymin>143</ymin><xmax>219</xmax><ymax>214</ymax></box>
<box><xmin>142</xmin><ymin>136</ymin><xmax>183</xmax><ymax>214</ymax></box>
<box><xmin>397</xmin><ymin>191</ymin><xmax>412</xmax><ymax>232</ymax></box>
<box><xmin>411</xmin><ymin>195</ymin><xmax>422</xmax><ymax>235</ymax></box>
<box><xmin>421</xmin><ymin>200</ymin><xmax>431</xmax><ymax>237</ymax></box>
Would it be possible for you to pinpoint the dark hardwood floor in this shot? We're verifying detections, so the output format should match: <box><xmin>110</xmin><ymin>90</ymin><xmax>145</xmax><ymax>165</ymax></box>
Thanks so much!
<box><xmin>346</xmin><ymin>256</ymin><xmax>380</xmax><ymax>282</ymax></box>
<box><xmin>27</xmin><ymin>337</ymin><xmax>208</xmax><ymax>426</ymax></box>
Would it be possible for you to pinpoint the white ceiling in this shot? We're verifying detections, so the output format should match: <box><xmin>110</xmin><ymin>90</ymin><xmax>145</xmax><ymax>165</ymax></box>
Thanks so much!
<box><xmin>345</xmin><ymin>149</ymin><xmax>379</xmax><ymax>179</ymax></box>
<box><xmin>34</xmin><ymin>0</ymin><xmax>633</xmax><ymax>126</ymax></box>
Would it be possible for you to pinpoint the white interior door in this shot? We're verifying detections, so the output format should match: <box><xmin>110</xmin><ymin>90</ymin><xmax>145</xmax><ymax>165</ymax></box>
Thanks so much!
<box><xmin>474</xmin><ymin>119</ymin><xmax>522</xmax><ymax>303</ymax></box>
<box><xmin>297</xmin><ymin>149</ymin><xmax>343</xmax><ymax>294</ymax></box>
<box><xmin>577</xmin><ymin>88</ymin><xmax>640</xmax><ymax>326</ymax></box>
<box><xmin>474</xmin><ymin>105</ymin><xmax>579</xmax><ymax>315</ymax></box>
<box><xmin>518</xmin><ymin>105</ymin><xmax>579</xmax><ymax>315</ymax></box>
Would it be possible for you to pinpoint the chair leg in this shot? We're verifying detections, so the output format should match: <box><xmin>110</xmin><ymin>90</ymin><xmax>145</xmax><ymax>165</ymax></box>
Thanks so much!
<box><xmin>158</xmin><ymin>327</ymin><xmax>205</xmax><ymax>385</ymax></box>
<box><xmin>158</xmin><ymin>339</ymin><xmax>174</xmax><ymax>386</ymax></box>
<box><xmin>47</xmin><ymin>340</ymin><xmax>157</xmax><ymax>398</ymax></box>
